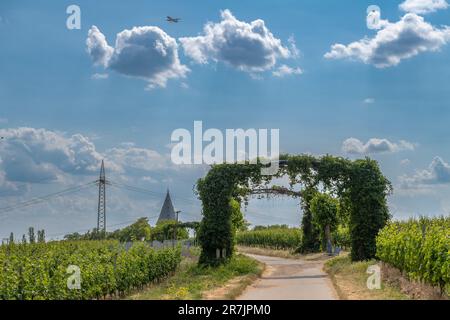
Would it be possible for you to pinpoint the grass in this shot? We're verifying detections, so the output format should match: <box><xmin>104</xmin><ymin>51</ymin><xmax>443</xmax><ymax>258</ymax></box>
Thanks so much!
<box><xmin>127</xmin><ymin>252</ymin><xmax>263</xmax><ymax>300</ymax></box>
<box><xmin>237</xmin><ymin>245</ymin><xmax>329</xmax><ymax>262</ymax></box>
<box><xmin>324</xmin><ymin>254</ymin><xmax>410</xmax><ymax>300</ymax></box>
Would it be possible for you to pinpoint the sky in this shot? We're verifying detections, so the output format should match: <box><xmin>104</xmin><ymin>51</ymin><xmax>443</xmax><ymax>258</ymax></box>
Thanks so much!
<box><xmin>1</xmin><ymin>0</ymin><xmax>450</xmax><ymax>240</ymax></box>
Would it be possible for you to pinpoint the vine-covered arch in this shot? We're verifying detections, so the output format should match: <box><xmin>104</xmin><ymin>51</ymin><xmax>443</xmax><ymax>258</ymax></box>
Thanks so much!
<box><xmin>196</xmin><ymin>154</ymin><xmax>392</xmax><ymax>266</ymax></box>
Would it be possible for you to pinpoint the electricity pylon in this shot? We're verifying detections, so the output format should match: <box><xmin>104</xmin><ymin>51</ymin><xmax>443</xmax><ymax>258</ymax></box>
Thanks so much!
<box><xmin>97</xmin><ymin>160</ymin><xmax>106</xmax><ymax>234</ymax></box>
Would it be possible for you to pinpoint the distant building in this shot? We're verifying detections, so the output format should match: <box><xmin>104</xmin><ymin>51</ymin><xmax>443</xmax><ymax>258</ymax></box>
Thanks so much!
<box><xmin>157</xmin><ymin>189</ymin><xmax>176</xmax><ymax>223</ymax></box>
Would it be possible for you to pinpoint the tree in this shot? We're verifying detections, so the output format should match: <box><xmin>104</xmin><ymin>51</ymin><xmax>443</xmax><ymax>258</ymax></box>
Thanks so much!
<box><xmin>151</xmin><ymin>220</ymin><xmax>188</xmax><ymax>242</ymax></box>
<box><xmin>37</xmin><ymin>230</ymin><xmax>45</xmax><ymax>243</ymax></box>
<box><xmin>64</xmin><ymin>232</ymin><xmax>82</xmax><ymax>241</ymax></box>
<box><xmin>28</xmin><ymin>227</ymin><xmax>35</xmax><ymax>244</ymax></box>
<box><xmin>22</xmin><ymin>234</ymin><xmax>27</xmax><ymax>244</ymax></box>
<box><xmin>109</xmin><ymin>218</ymin><xmax>151</xmax><ymax>242</ymax></box>
<box><xmin>310</xmin><ymin>193</ymin><xmax>339</xmax><ymax>254</ymax></box>
<box><xmin>9</xmin><ymin>232</ymin><xmax>14</xmax><ymax>244</ymax></box>
<box><xmin>230</xmin><ymin>199</ymin><xmax>246</xmax><ymax>232</ymax></box>
<box><xmin>298</xmin><ymin>187</ymin><xmax>321</xmax><ymax>253</ymax></box>
<box><xmin>347</xmin><ymin>159</ymin><xmax>391</xmax><ymax>261</ymax></box>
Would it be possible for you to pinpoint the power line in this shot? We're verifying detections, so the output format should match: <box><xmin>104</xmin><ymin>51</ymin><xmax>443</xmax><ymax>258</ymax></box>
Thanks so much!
<box><xmin>0</xmin><ymin>160</ymin><xmax>203</xmax><ymax>239</ymax></box>
<box><xmin>108</xmin><ymin>180</ymin><xmax>199</xmax><ymax>205</ymax></box>
<box><xmin>0</xmin><ymin>181</ymin><xmax>96</xmax><ymax>217</ymax></box>
<box><xmin>0</xmin><ymin>179</ymin><xmax>198</xmax><ymax>218</ymax></box>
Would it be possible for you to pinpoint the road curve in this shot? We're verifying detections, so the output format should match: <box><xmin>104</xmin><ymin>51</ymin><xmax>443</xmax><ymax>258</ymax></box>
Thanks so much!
<box><xmin>237</xmin><ymin>254</ymin><xmax>338</xmax><ymax>300</ymax></box>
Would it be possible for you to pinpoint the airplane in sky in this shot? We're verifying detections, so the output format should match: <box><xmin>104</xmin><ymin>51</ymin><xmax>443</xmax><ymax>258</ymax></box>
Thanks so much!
<box><xmin>166</xmin><ymin>16</ymin><xmax>181</xmax><ymax>23</ymax></box>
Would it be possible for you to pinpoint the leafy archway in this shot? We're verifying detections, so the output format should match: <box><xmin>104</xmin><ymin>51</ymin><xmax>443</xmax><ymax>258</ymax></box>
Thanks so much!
<box><xmin>196</xmin><ymin>154</ymin><xmax>392</xmax><ymax>266</ymax></box>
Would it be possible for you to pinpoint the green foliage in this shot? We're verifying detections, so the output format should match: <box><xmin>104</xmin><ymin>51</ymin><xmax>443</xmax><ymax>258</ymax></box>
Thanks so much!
<box><xmin>130</xmin><ymin>253</ymin><xmax>261</xmax><ymax>300</ymax></box>
<box><xmin>196</xmin><ymin>154</ymin><xmax>391</xmax><ymax>266</ymax></box>
<box><xmin>28</xmin><ymin>227</ymin><xmax>35</xmax><ymax>244</ymax></box>
<box><xmin>298</xmin><ymin>187</ymin><xmax>321</xmax><ymax>253</ymax></box>
<box><xmin>63</xmin><ymin>232</ymin><xmax>83</xmax><ymax>241</ymax></box>
<box><xmin>310</xmin><ymin>193</ymin><xmax>339</xmax><ymax>250</ymax></box>
<box><xmin>230</xmin><ymin>199</ymin><xmax>246</xmax><ymax>232</ymax></box>
<box><xmin>63</xmin><ymin>218</ymin><xmax>195</xmax><ymax>243</ymax></box>
<box><xmin>196</xmin><ymin>163</ymin><xmax>266</xmax><ymax>266</ymax></box>
<box><xmin>332</xmin><ymin>225</ymin><xmax>351</xmax><ymax>250</ymax></box>
<box><xmin>151</xmin><ymin>220</ymin><xmax>189</xmax><ymax>242</ymax></box>
<box><xmin>0</xmin><ymin>240</ymin><xmax>181</xmax><ymax>300</ymax></box>
<box><xmin>236</xmin><ymin>227</ymin><xmax>302</xmax><ymax>250</ymax></box>
<box><xmin>64</xmin><ymin>228</ymin><xmax>107</xmax><ymax>241</ymax></box>
<box><xmin>108</xmin><ymin>218</ymin><xmax>151</xmax><ymax>242</ymax></box>
<box><xmin>347</xmin><ymin>159</ymin><xmax>391</xmax><ymax>261</ymax></box>
<box><xmin>376</xmin><ymin>217</ymin><xmax>449</xmax><ymax>294</ymax></box>
<box><xmin>37</xmin><ymin>230</ymin><xmax>45</xmax><ymax>243</ymax></box>
<box><xmin>253</xmin><ymin>225</ymin><xmax>290</xmax><ymax>231</ymax></box>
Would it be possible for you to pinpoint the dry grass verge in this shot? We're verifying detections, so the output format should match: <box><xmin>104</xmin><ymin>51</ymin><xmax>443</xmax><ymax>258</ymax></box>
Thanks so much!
<box><xmin>324</xmin><ymin>254</ymin><xmax>410</xmax><ymax>300</ymax></box>
<box><xmin>127</xmin><ymin>253</ymin><xmax>263</xmax><ymax>300</ymax></box>
<box><xmin>380</xmin><ymin>262</ymin><xmax>448</xmax><ymax>300</ymax></box>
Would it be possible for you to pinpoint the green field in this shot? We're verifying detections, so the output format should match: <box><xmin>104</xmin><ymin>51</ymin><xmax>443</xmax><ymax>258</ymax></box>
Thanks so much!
<box><xmin>0</xmin><ymin>240</ymin><xmax>181</xmax><ymax>300</ymax></box>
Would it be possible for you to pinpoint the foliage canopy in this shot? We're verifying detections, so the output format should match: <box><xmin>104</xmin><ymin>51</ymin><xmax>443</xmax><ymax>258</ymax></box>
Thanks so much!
<box><xmin>196</xmin><ymin>154</ymin><xmax>391</xmax><ymax>266</ymax></box>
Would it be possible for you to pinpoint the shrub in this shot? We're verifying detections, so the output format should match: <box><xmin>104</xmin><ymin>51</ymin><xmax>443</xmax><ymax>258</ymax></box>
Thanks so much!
<box><xmin>376</xmin><ymin>217</ymin><xmax>449</xmax><ymax>294</ymax></box>
<box><xmin>0</xmin><ymin>240</ymin><xmax>181</xmax><ymax>300</ymax></box>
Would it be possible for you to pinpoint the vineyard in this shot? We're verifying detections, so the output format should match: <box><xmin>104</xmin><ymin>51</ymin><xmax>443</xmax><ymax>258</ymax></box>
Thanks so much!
<box><xmin>376</xmin><ymin>217</ymin><xmax>450</xmax><ymax>295</ymax></box>
<box><xmin>236</xmin><ymin>227</ymin><xmax>302</xmax><ymax>250</ymax></box>
<box><xmin>0</xmin><ymin>240</ymin><xmax>181</xmax><ymax>300</ymax></box>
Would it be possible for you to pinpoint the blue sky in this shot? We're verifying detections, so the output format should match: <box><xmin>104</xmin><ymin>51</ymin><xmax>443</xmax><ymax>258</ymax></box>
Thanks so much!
<box><xmin>1</xmin><ymin>0</ymin><xmax>450</xmax><ymax>239</ymax></box>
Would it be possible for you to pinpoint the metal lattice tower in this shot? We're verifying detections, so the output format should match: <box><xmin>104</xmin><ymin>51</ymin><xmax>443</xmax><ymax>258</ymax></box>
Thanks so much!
<box><xmin>97</xmin><ymin>160</ymin><xmax>106</xmax><ymax>233</ymax></box>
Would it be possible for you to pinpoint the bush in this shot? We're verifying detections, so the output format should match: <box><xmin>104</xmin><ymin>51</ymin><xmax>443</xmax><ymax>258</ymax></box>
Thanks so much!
<box><xmin>376</xmin><ymin>217</ymin><xmax>449</xmax><ymax>294</ymax></box>
<box><xmin>332</xmin><ymin>225</ymin><xmax>351</xmax><ymax>250</ymax></box>
<box><xmin>0</xmin><ymin>240</ymin><xmax>181</xmax><ymax>300</ymax></box>
<box><xmin>151</xmin><ymin>220</ymin><xmax>189</xmax><ymax>241</ymax></box>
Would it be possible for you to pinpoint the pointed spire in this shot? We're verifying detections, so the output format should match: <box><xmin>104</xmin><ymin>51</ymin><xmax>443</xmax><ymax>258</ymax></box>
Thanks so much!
<box><xmin>157</xmin><ymin>189</ymin><xmax>176</xmax><ymax>223</ymax></box>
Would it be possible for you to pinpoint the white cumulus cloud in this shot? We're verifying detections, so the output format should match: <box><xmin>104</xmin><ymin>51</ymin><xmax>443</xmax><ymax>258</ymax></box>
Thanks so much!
<box><xmin>86</xmin><ymin>26</ymin><xmax>113</xmax><ymax>67</ymax></box>
<box><xmin>87</xmin><ymin>25</ymin><xmax>189</xmax><ymax>88</ymax></box>
<box><xmin>0</xmin><ymin>128</ymin><xmax>173</xmax><ymax>188</ymax></box>
<box><xmin>179</xmin><ymin>9</ymin><xmax>296</xmax><ymax>74</ymax></box>
<box><xmin>105</xmin><ymin>144</ymin><xmax>169</xmax><ymax>172</ymax></box>
<box><xmin>400</xmin><ymin>0</ymin><xmax>449</xmax><ymax>14</ymax></box>
<box><xmin>272</xmin><ymin>65</ymin><xmax>303</xmax><ymax>77</ymax></box>
<box><xmin>91</xmin><ymin>73</ymin><xmax>109</xmax><ymax>80</ymax></box>
<box><xmin>400</xmin><ymin>156</ymin><xmax>450</xmax><ymax>188</ymax></box>
<box><xmin>0</xmin><ymin>128</ymin><xmax>104</xmax><ymax>183</ymax></box>
<box><xmin>325</xmin><ymin>13</ymin><xmax>450</xmax><ymax>68</ymax></box>
<box><xmin>342</xmin><ymin>137</ymin><xmax>415</xmax><ymax>154</ymax></box>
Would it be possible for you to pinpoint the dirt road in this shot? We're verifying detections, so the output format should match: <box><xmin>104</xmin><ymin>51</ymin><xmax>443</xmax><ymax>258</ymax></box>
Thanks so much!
<box><xmin>237</xmin><ymin>254</ymin><xmax>338</xmax><ymax>300</ymax></box>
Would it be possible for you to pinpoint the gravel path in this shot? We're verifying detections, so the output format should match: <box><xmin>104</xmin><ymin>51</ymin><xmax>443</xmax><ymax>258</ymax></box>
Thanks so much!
<box><xmin>237</xmin><ymin>254</ymin><xmax>338</xmax><ymax>300</ymax></box>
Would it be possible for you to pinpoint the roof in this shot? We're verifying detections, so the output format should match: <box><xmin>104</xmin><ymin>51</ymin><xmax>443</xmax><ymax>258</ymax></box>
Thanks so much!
<box><xmin>157</xmin><ymin>189</ymin><xmax>176</xmax><ymax>223</ymax></box>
